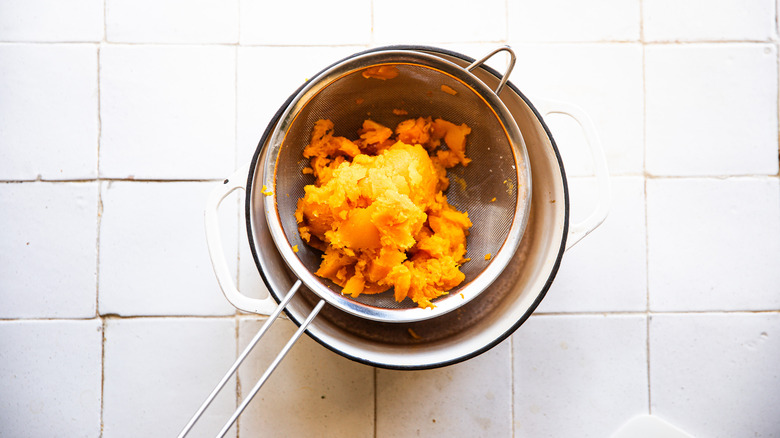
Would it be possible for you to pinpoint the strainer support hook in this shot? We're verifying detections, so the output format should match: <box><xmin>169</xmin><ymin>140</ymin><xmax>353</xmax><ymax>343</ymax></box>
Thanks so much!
<box><xmin>466</xmin><ymin>46</ymin><xmax>517</xmax><ymax>96</ymax></box>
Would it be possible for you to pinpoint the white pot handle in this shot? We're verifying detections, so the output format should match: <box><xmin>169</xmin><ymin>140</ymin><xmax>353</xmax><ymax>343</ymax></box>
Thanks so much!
<box><xmin>534</xmin><ymin>99</ymin><xmax>611</xmax><ymax>251</ymax></box>
<box><xmin>204</xmin><ymin>163</ymin><xmax>277</xmax><ymax>315</ymax></box>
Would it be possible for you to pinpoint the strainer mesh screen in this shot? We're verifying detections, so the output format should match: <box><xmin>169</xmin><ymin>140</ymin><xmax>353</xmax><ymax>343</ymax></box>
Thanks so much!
<box><xmin>273</xmin><ymin>63</ymin><xmax>519</xmax><ymax>309</ymax></box>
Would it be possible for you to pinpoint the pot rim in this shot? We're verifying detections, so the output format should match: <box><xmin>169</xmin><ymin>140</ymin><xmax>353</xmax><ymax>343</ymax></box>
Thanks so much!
<box><xmin>244</xmin><ymin>45</ymin><xmax>570</xmax><ymax>370</ymax></box>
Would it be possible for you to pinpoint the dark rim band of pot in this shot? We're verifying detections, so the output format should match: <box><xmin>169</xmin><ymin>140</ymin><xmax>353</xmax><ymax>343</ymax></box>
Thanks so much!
<box><xmin>244</xmin><ymin>45</ymin><xmax>571</xmax><ymax>370</ymax></box>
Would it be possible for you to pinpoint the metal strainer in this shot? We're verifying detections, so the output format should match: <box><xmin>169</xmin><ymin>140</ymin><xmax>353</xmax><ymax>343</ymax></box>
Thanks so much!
<box><xmin>262</xmin><ymin>47</ymin><xmax>532</xmax><ymax>323</ymax></box>
<box><xmin>180</xmin><ymin>46</ymin><xmax>531</xmax><ymax>437</ymax></box>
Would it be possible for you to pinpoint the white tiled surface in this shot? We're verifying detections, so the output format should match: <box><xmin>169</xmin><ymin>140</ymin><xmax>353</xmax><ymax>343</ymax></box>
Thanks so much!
<box><xmin>643</xmin><ymin>0</ymin><xmax>777</xmax><ymax>42</ymax></box>
<box><xmin>103</xmin><ymin>318</ymin><xmax>237</xmax><ymax>437</ymax></box>
<box><xmin>513</xmin><ymin>315</ymin><xmax>648</xmax><ymax>437</ymax></box>
<box><xmin>237</xmin><ymin>317</ymin><xmax>374</xmax><ymax>437</ymax></box>
<box><xmin>0</xmin><ymin>320</ymin><xmax>102</xmax><ymax>437</ymax></box>
<box><xmin>647</xmin><ymin>178</ymin><xmax>780</xmax><ymax>311</ymax></box>
<box><xmin>650</xmin><ymin>313</ymin><xmax>780</xmax><ymax>437</ymax></box>
<box><xmin>99</xmin><ymin>45</ymin><xmax>235</xmax><ymax>180</ymax></box>
<box><xmin>508</xmin><ymin>0</ymin><xmax>641</xmax><ymax>42</ymax></box>
<box><xmin>376</xmin><ymin>342</ymin><xmax>512</xmax><ymax>437</ymax></box>
<box><xmin>0</xmin><ymin>182</ymin><xmax>98</xmax><ymax>318</ymax></box>
<box><xmin>2</xmin><ymin>1</ymin><xmax>779</xmax><ymax>437</ymax></box>
<box><xmin>237</xmin><ymin>196</ymin><xmax>270</xmax><ymax>300</ymax></box>
<box><xmin>239</xmin><ymin>0</ymin><xmax>371</xmax><ymax>45</ymax></box>
<box><xmin>0</xmin><ymin>44</ymin><xmax>99</xmax><ymax>180</ymax></box>
<box><xmin>373</xmin><ymin>0</ymin><xmax>506</xmax><ymax>44</ymax></box>
<box><xmin>98</xmin><ymin>181</ymin><xmax>236</xmax><ymax>316</ymax></box>
<box><xmin>0</xmin><ymin>0</ymin><xmax>103</xmax><ymax>42</ymax></box>
<box><xmin>645</xmin><ymin>44</ymin><xmax>778</xmax><ymax>176</ymax></box>
<box><xmin>105</xmin><ymin>0</ymin><xmax>239</xmax><ymax>44</ymax></box>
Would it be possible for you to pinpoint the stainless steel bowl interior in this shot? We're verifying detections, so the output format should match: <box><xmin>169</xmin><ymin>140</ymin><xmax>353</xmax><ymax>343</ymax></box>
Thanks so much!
<box><xmin>260</xmin><ymin>50</ymin><xmax>532</xmax><ymax>323</ymax></box>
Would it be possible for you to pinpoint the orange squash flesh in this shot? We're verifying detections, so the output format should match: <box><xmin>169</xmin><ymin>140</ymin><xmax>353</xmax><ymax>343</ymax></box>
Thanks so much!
<box><xmin>295</xmin><ymin>117</ymin><xmax>473</xmax><ymax>309</ymax></box>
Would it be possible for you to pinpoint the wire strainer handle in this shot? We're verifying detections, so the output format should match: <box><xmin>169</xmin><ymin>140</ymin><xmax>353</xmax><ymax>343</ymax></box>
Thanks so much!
<box><xmin>178</xmin><ymin>280</ymin><xmax>326</xmax><ymax>437</ymax></box>
<box><xmin>535</xmin><ymin>98</ymin><xmax>611</xmax><ymax>250</ymax></box>
<box><xmin>204</xmin><ymin>163</ymin><xmax>277</xmax><ymax>315</ymax></box>
<box><xmin>467</xmin><ymin>46</ymin><xmax>517</xmax><ymax>96</ymax></box>
<box><xmin>215</xmin><ymin>297</ymin><xmax>325</xmax><ymax>437</ymax></box>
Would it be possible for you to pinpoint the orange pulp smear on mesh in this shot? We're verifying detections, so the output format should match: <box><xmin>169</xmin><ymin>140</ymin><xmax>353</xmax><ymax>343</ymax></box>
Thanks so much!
<box><xmin>440</xmin><ymin>84</ymin><xmax>458</xmax><ymax>95</ymax></box>
<box><xmin>361</xmin><ymin>65</ymin><xmax>400</xmax><ymax>80</ymax></box>
<box><xmin>295</xmin><ymin>117</ymin><xmax>472</xmax><ymax>309</ymax></box>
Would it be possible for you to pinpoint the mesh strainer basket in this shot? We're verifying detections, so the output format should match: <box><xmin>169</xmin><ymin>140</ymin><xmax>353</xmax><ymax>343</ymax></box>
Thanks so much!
<box><xmin>262</xmin><ymin>47</ymin><xmax>532</xmax><ymax>323</ymax></box>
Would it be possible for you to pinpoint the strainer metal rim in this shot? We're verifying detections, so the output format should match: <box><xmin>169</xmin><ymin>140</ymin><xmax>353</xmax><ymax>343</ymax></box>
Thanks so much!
<box><xmin>260</xmin><ymin>49</ymin><xmax>532</xmax><ymax>323</ymax></box>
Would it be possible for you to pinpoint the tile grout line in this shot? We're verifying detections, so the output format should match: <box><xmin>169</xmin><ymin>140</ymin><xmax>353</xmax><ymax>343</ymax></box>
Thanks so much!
<box><xmin>5</xmin><ymin>308</ymin><xmax>780</xmax><ymax>322</ymax></box>
<box><xmin>235</xmin><ymin>317</ymin><xmax>241</xmax><ymax>438</ymax></box>
<box><xmin>2</xmin><ymin>40</ymin><xmax>778</xmax><ymax>46</ymax></box>
<box><xmin>0</xmin><ymin>314</ymin><xmax>243</xmax><ymax>322</ymax></box>
<box><xmin>100</xmin><ymin>318</ymin><xmax>107</xmax><ymax>437</ymax></box>
<box><xmin>644</xmin><ymin>178</ymin><xmax>652</xmax><ymax>415</ymax></box>
<box><xmin>95</xmin><ymin>51</ymin><xmax>103</xmax><ymax>319</ymax></box>
<box><xmin>373</xmin><ymin>367</ymin><xmax>378</xmax><ymax>438</ymax></box>
<box><xmin>510</xmin><ymin>333</ymin><xmax>515</xmax><ymax>438</ymax></box>
<box><xmin>96</xmin><ymin>171</ymin><xmax>105</xmax><ymax>435</ymax></box>
<box><xmin>235</xmin><ymin>3</ymin><xmax>242</xmax><ymax>434</ymax></box>
<box><xmin>4</xmin><ymin>308</ymin><xmax>779</xmax><ymax>323</ymax></box>
<box><xmin>3</xmin><ymin>173</ymin><xmax>780</xmax><ymax>184</ymax></box>
<box><xmin>234</xmin><ymin>36</ymin><xmax>242</xmax><ymax>342</ymax></box>
<box><xmin>0</xmin><ymin>178</ymin><xmax>234</xmax><ymax>183</ymax></box>
<box><xmin>643</xmin><ymin>174</ymin><xmax>780</xmax><ymax>179</ymax></box>
<box><xmin>776</xmin><ymin>3</ymin><xmax>780</xmax><ymax>178</ymax></box>
<box><xmin>98</xmin><ymin>0</ymin><xmax>107</xmax><ymax>433</ymax></box>
<box><xmin>767</xmin><ymin>0</ymin><xmax>779</xmax><ymax>177</ymax></box>
<box><xmin>539</xmin><ymin>310</ymin><xmax>780</xmax><ymax>316</ymax></box>
<box><xmin>369</xmin><ymin>0</ymin><xmax>374</xmax><ymax>47</ymax></box>
<box><xmin>638</xmin><ymin>0</ymin><xmax>653</xmax><ymax>416</ymax></box>
<box><xmin>504</xmin><ymin>0</ymin><xmax>510</xmax><ymax>46</ymax></box>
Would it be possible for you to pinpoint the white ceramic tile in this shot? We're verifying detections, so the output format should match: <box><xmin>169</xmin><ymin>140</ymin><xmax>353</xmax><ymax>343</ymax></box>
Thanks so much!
<box><xmin>508</xmin><ymin>0</ymin><xmax>640</xmax><ymax>42</ymax></box>
<box><xmin>0</xmin><ymin>44</ymin><xmax>98</xmax><ymax>180</ymax></box>
<box><xmin>539</xmin><ymin>176</ymin><xmax>646</xmax><ymax>312</ymax></box>
<box><xmin>509</xmin><ymin>43</ymin><xmax>644</xmax><ymax>175</ymax></box>
<box><xmin>0</xmin><ymin>182</ymin><xmax>98</xmax><ymax>318</ymax></box>
<box><xmin>100</xmin><ymin>45</ymin><xmax>235</xmax><ymax>179</ymax></box>
<box><xmin>373</xmin><ymin>0</ymin><xmax>506</xmax><ymax>44</ymax></box>
<box><xmin>0</xmin><ymin>320</ymin><xmax>102</xmax><ymax>437</ymax></box>
<box><xmin>436</xmin><ymin>42</ymin><xmax>514</xmax><ymax>72</ymax></box>
<box><xmin>237</xmin><ymin>317</ymin><xmax>374</xmax><ymax>437</ymax></box>
<box><xmin>0</xmin><ymin>0</ymin><xmax>103</xmax><ymax>42</ymax></box>
<box><xmin>106</xmin><ymin>0</ymin><xmax>238</xmax><ymax>43</ymax></box>
<box><xmin>103</xmin><ymin>318</ymin><xmax>237</xmax><ymax>438</ymax></box>
<box><xmin>376</xmin><ymin>342</ymin><xmax>511</xmax><ymax>437</ymax></box>
<box><xmin>236</xmin><ymin>46</ymin><xmax>360</xmax><ymax>164</ymax></box>
<box><xmin>645</xmin><ymin>44</ymin><xmax>778</xmax><ymax>176</ymax></box>
<box><xmin>643</xmin><ymin>0</ymin><xmax>776</xmax><ymax>42</ymax></box>
<box><xmin>98</xmin><ymin>181</ymin><xmax>236</xmax><ymax>316</ymax></box>
<box><xmin>239</xmin><ymin>0</ymin><xmax>370</xmax><ymax>45</ymax></box>
<box><xmin>238</xmin><ymin>198</ymin><xmax>271</xmax><ymax>300</ymax></box>
<box><xmin>650</xmin><ymin>313</ymin><xmax>780</xmax><ymax>437</ymax></box>
<box><xmin>647</xmin><ymin>178</ymin><xmax>780</xmax><ymax>311</ymax></box>
<box><xmin>512</xmin><ymin>315</ymin><xmax>648</xmax><ymax>437</ymax></box>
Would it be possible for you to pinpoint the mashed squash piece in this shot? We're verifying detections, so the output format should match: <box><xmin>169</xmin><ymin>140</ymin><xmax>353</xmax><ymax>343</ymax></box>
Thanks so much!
<box><xmin>361</xmin><ymin>65</ymin><xmax>400</xmax><ymax>80</ymax></box>
<box><xmin>295</xmin><ymin>117</ymin><xmax>473</xmax><ymax>308</ymax></box>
